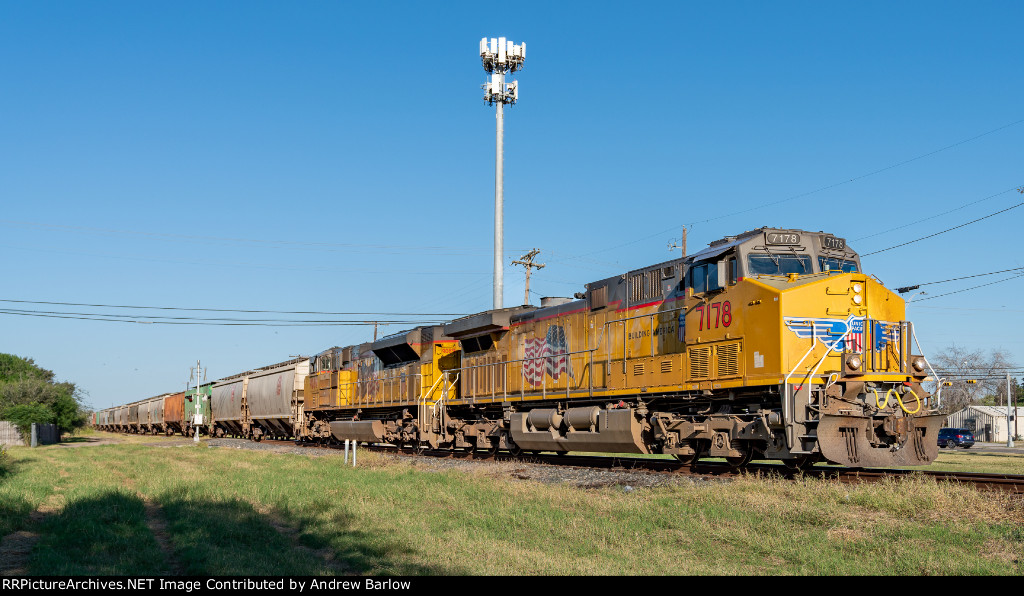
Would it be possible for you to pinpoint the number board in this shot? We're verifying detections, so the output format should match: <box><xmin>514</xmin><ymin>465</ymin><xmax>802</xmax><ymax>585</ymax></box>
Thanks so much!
<box><xmin>765</xmin><ymin>232</ymin><xmax>801</xmax><ymax>245</ymax></box>
<box><xmin>820</xmin><ymin>235</ymin><xmax>846</xmax><ymax>250</ymax></box>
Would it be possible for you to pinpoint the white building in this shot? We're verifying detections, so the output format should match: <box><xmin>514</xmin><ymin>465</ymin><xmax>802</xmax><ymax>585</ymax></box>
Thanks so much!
<box><xmin>945</xmin><ymin>406</ymin><xmax>1023</xmax><ymax>443</ymax></box>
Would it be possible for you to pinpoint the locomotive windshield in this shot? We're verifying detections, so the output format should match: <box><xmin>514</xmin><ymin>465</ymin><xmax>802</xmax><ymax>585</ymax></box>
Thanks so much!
<box><xmin>818</xmin><ymin>257</ymin><xmax>858</xmax><ymax>273</ymax></box>
<box><xmin>747</xmin><ymin>253</ymin><xmax>812</xmax><ymax>276</ymax></box>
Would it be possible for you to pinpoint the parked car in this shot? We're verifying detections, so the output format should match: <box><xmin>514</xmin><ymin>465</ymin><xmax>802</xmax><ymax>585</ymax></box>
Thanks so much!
<box><xmin>938</xmin><ymin>428</ymin><xmax>975</xmax><ymax>449</ymax></box>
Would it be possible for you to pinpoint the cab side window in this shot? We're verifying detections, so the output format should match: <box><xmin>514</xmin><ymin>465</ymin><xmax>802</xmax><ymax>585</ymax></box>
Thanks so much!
<box><xmin>688</xmin><ymin>261</ymin><xmax>721</xmax><ymax>294</ymax></box>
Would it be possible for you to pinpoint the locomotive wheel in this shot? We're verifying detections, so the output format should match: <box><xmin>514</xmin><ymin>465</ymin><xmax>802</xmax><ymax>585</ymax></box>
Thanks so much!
<box><xmin>508</xmin><ymin>444</ymin><xmax>524</xmax><ymax>457</ymax></box>
<box><xmin>725</xmin><ymin>449</ymin><xmax>754</xmax><ymax>468</ymax></box>
<box><xmin>672</xmin><ymin>454</ymin><xmax>696</xmax><ymax>464</ymax></box>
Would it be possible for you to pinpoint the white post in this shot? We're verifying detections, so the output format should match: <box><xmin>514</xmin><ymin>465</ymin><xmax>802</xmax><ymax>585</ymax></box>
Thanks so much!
<box><xmin>352</xmin><ymin>441</ymin><xmax>357</xmax><ymax>467</ymax></box>
<box><xmin>344</xmin><ymin>439</ymin><xmax>350</xmax><ymax>464</ymax></box>
<box><xmin>194</xmin><ymin>360</ymin><xmax>202</xmax><ymax>444</ymax></box>
<box><xmin>1009</xmin><ymin>372</ymin><xmax>1015</xmax><ymax>448</ymax></box>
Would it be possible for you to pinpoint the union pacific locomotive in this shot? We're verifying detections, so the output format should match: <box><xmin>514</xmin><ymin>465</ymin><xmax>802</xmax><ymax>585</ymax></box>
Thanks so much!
<box><xmin>95</xmin><ymin>227</ymin><xmax>945</xmax><ymax>468</ymax></box>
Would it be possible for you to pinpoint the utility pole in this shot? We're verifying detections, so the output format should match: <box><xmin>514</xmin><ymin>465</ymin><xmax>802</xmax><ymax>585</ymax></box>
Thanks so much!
<box><xmin>668</xmin><ymin>226</ymin><xmax>688</xmax><ymax>259</ymax></box>
<box><xmin>512</xmin><ymin>248</ymin><xmax>545</xmax><ymax>306</ymax></box>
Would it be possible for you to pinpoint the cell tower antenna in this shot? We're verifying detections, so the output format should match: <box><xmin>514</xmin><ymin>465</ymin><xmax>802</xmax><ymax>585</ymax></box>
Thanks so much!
<box><xmin>480</xmin><ymin>36</ymin><xmax>525</xmax><ymax>310</ymax></box>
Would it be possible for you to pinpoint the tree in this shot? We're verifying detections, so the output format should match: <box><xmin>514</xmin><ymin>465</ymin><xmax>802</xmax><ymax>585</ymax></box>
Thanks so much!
<box><xmin>928</xmin><ymin>344</ymin><xmax>1015</xmax><ymax>414</ymax></box>
<box><xmin>0</xmin><ymin>354</ymin><xmax>55</xmax><ymax>384</ymax></box>
<box><xmin>0</xmin><ymin>354</ymin><xmax>87</xmax><ymax>435</ymax></box>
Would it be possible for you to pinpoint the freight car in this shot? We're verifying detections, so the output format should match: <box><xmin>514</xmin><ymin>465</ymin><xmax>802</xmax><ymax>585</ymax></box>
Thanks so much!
<box><xmin>210</xmin><ymin>358</ymin><xmax>309</xmax><ymax>441</ymax></box>
<box><xmin>96</xmin><ymin>227</ymin><xmax>944</xmax><ymax>468</ymax></box>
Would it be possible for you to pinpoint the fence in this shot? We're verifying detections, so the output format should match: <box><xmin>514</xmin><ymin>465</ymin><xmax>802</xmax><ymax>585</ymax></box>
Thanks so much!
<box><xmin>0</xmin><ymin>421</ymin><xmax>60</xmax><ymax>446</ymax></box>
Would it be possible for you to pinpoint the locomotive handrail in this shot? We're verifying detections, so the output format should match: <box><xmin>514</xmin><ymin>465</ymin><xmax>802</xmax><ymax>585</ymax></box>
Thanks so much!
<box><xmin>783</xmin><ymin>320</ymin><xmax>818</xmax><ymax>449</ymax></box>
<box><xmin>452</xmin><ymin>345</ymin><xmax>601</xmax><ymax>402</ymax></box>
<box><xmin>602</xmin><ymin>305</ymin><xmax>686</xmax><ymax>369</ymax></box>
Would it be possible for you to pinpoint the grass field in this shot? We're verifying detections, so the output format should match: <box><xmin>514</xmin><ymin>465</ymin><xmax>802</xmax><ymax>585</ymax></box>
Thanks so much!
<box><xmin>1</xmin><ymin>432</ymin><xmax>1022</xmax><ymax>576</ymax></box>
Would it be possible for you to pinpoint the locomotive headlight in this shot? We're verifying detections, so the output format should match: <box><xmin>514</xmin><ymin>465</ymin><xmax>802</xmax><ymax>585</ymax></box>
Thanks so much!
<box><xmin>846</xmin><ymin>354</ymin><xmax>862</xmax><ymax>371</ymax></box>
<box><xmin>852</xmin><ymin>283</ymin><xmax>862</xmax><ymax>293</ymax></box>
<box><xmin>852</xmin><ymin>294</ymin><xmax>863</xmax><ymax>305</ymax></box>
<box><xmin>912</xmin><ymin>357</ymin><xmax>926</xmax><ymax>372</ymax></box>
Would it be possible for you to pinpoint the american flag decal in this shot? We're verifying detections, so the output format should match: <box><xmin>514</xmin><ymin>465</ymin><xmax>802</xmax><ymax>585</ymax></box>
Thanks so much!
<box><xmin>523</xmin><ymin>325</ymin><xmax>572</xmax><ymax>387</ymax></box>
<box><xmin>846</xmin><ymin>317</ymin><xmax>865</xmax><ymax>353</ymax></box>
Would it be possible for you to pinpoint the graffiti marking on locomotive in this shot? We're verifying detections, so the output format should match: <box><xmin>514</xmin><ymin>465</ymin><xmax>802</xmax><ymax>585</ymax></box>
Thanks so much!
<box><xmin>783</xmin><ymin>314</ymin><xmax>865</xmax><ymax>352</ymax></box>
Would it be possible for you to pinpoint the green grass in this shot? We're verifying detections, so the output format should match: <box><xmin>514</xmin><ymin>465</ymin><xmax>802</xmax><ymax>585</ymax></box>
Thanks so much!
<box><xmin>1</xmin><ymin>433</ymin><xmax>1022</xmax><ymax>575</ymax></box>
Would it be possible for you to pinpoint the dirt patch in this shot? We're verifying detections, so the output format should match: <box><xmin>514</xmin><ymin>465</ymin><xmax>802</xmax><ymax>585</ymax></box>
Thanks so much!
<box><xmin>251</xmin><ymin>503</ymin><xmax>351</xmax><ymax>575</ymax></box>
<box><xmin>52</xmin><ymin>437</ymin><xmax>125</xmax><ymax>448</ymax></box>
<box><xmin>0</xmin><ymin>493</ymin><xmax>64</xmax><ymax>576</ymax></box>
<box><xmin>142</xmin><ymin>499</ymin><xmax>184</xmax><ymax>575</ymax></box>
<box><xmin>143</xmin><ymin>439</ymin><xmax>205</xmax><ymax>448</ymax></box>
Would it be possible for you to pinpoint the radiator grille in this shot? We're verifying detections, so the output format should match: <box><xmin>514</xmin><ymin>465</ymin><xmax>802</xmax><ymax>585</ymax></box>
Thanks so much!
<box><xmin>633</xmin><ymin>363</ymin><xmax>645</xmax><ymax>376</ymax></box>
<box><xmin>660</xmin><ymin>360</ymin><xmax>672</xmax><ymax>374</ymax></box>
<box><xmin>718</xmin><ymin>343</ymin><xmax>740</xmax><ymax>377</ymax></box>
<box><xmin>689</xmin><ymin>348</ymin><xmax>711</xmax><ymax>379</ymax></box>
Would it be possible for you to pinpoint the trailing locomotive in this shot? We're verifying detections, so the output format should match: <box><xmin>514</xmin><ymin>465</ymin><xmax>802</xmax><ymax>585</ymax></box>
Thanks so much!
<box><xmin>96</xmin><ymin>227</ymin><xmax>945</xmax><ymax>468</ymax></box>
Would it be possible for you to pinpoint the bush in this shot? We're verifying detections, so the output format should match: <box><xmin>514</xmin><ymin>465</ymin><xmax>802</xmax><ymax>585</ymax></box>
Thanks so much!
<box><xmin>2</xmin><ymin>402</ymin><xmax>55</xmax><ymax>437</ymax></box>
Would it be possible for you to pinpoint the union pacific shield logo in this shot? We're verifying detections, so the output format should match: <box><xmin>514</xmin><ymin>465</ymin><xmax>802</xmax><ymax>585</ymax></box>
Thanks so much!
<box><xmin>783</xmin><ymin>314</ymin><xmax>865</xmax><ymax>352</ymax></box>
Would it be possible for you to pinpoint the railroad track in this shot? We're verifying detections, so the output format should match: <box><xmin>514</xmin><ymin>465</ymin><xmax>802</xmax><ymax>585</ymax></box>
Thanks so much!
<box><xmin>263</xmin><ymin>438</ymin><xmax>1024</xmax><ymax>494</ymax></box>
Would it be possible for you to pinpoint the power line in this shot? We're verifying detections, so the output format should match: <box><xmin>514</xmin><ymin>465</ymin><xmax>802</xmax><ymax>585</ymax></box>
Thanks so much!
<box><xmin>0</xmin><ymin>309</ymin><xmax>448</xmax><ymax>327</ymax></box>
<box><xmin>0</xmin><ymin>309</ymin><xmax>449</xmax><ymax>327</ymax></box>
<box><xmin>853</xmin><ymin>187</ymin><xmax>1020</xmax><ymax>242</ymax></box>
<box><xmin>0</xmin><ymin>298</ymin><xmax>466</xmax><ymax>317</ymax></box>
<box><xmin>572</xmin><ymin>118</ymin><xmax>1024</xmax><ymax>258</ymax></box>
<box><xmin>901</xmin><ymin>266</ymin><xmax>1024</xmax><ymax>288</ymax></box>
<box><xmin>915</xmin><ymin>272</ymin><xmax>1024</xmax><ymax>302</ymax></box>
<box><xmin>683</xmin><ymin>119</ymin><xmax>1024</xmax><ymax>228</ymax></box>
<box><xmin>862</xmin><ymin>193</ymin><xmax>1024</xmax><ymax>256</ymax></box>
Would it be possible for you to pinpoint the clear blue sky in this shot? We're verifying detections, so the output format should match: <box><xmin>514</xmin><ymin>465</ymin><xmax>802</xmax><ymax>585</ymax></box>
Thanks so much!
<box><xmin>1</xmin><ymin>1</ymin><xmax>1021</xmax><ymax>409</ymax></box>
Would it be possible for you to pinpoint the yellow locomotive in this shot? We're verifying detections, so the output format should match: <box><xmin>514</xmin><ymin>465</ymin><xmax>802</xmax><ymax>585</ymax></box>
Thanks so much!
<box><xmin>302</xmin><ymin>226</ymin><xmax>943</xmax><ymax>467</ymax></box>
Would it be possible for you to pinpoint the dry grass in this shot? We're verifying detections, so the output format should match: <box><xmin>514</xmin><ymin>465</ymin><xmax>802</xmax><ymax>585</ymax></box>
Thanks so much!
<box><xmin>0</xmin><ymin>435</ymin><xmax>1021</xmax><ymax>576</ymax></box>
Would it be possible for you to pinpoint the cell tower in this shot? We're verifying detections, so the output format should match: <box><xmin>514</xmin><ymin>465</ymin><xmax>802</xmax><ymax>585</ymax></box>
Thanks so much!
<box><xmin>480</xmin><ymin>36</ymin><xmax>525</xmax><ymax>310</ymax></box>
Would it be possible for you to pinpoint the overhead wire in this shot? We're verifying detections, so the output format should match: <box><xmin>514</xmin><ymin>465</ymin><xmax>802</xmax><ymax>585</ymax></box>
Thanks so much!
<box><xmin>0</xmin><ymin>298</ymin><xmax>467</xmax><ymax>317</ymax></box>
<box><xmin>853</xmin><ymin>187</ymin><xmax>1020</xmax><ymax>241</ymax></box>
<box><xmin>862</xmin><ymin>194</ymin><xmax>1024</xmax><ymax>256</ymax></box>
<box><xmin>0</xmin><ymin>309</ymin><xmax>448</xmax><ymax>326</ymax></box>
<box><xmin>905</xmin><ymin>266</ymin><xmax>1024</xmax><ymax>288</ymax></box>
<box><xmin>569</xmin><ymin>118</ymin><xmax>1024</xmax><ymax>258</ymax></box>
<box><xmin>914</xmin><ymin>272</ymin><xmax>1024</xmax><ymax>302</ymax></box>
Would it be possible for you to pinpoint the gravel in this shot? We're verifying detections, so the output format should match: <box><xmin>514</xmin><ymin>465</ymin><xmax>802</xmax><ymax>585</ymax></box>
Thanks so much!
<box><xmin>204</xmin><ymin>438</ymin><xmax>725</xmax><ymax>491</ymax></box>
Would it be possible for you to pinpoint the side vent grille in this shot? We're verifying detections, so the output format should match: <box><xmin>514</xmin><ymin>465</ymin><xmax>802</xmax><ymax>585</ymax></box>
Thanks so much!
<box><xmin>690</xmin><ymin>347</ymin><xmax>711</xmax><ymax>380</ymax></box>
<box><xmin>660</xmin><ymin>360</ymin><xmax>672</xmax><ymax>374</ymax></box>
<box><xmin>633</xmin><ymin>363</ymin><xmax>645</xmax><ymax>376</ymax></box>
<box><xmin>718</xmin><ymin>343</ymin><xmax>740</xmax><ymax>378</ymax></box>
